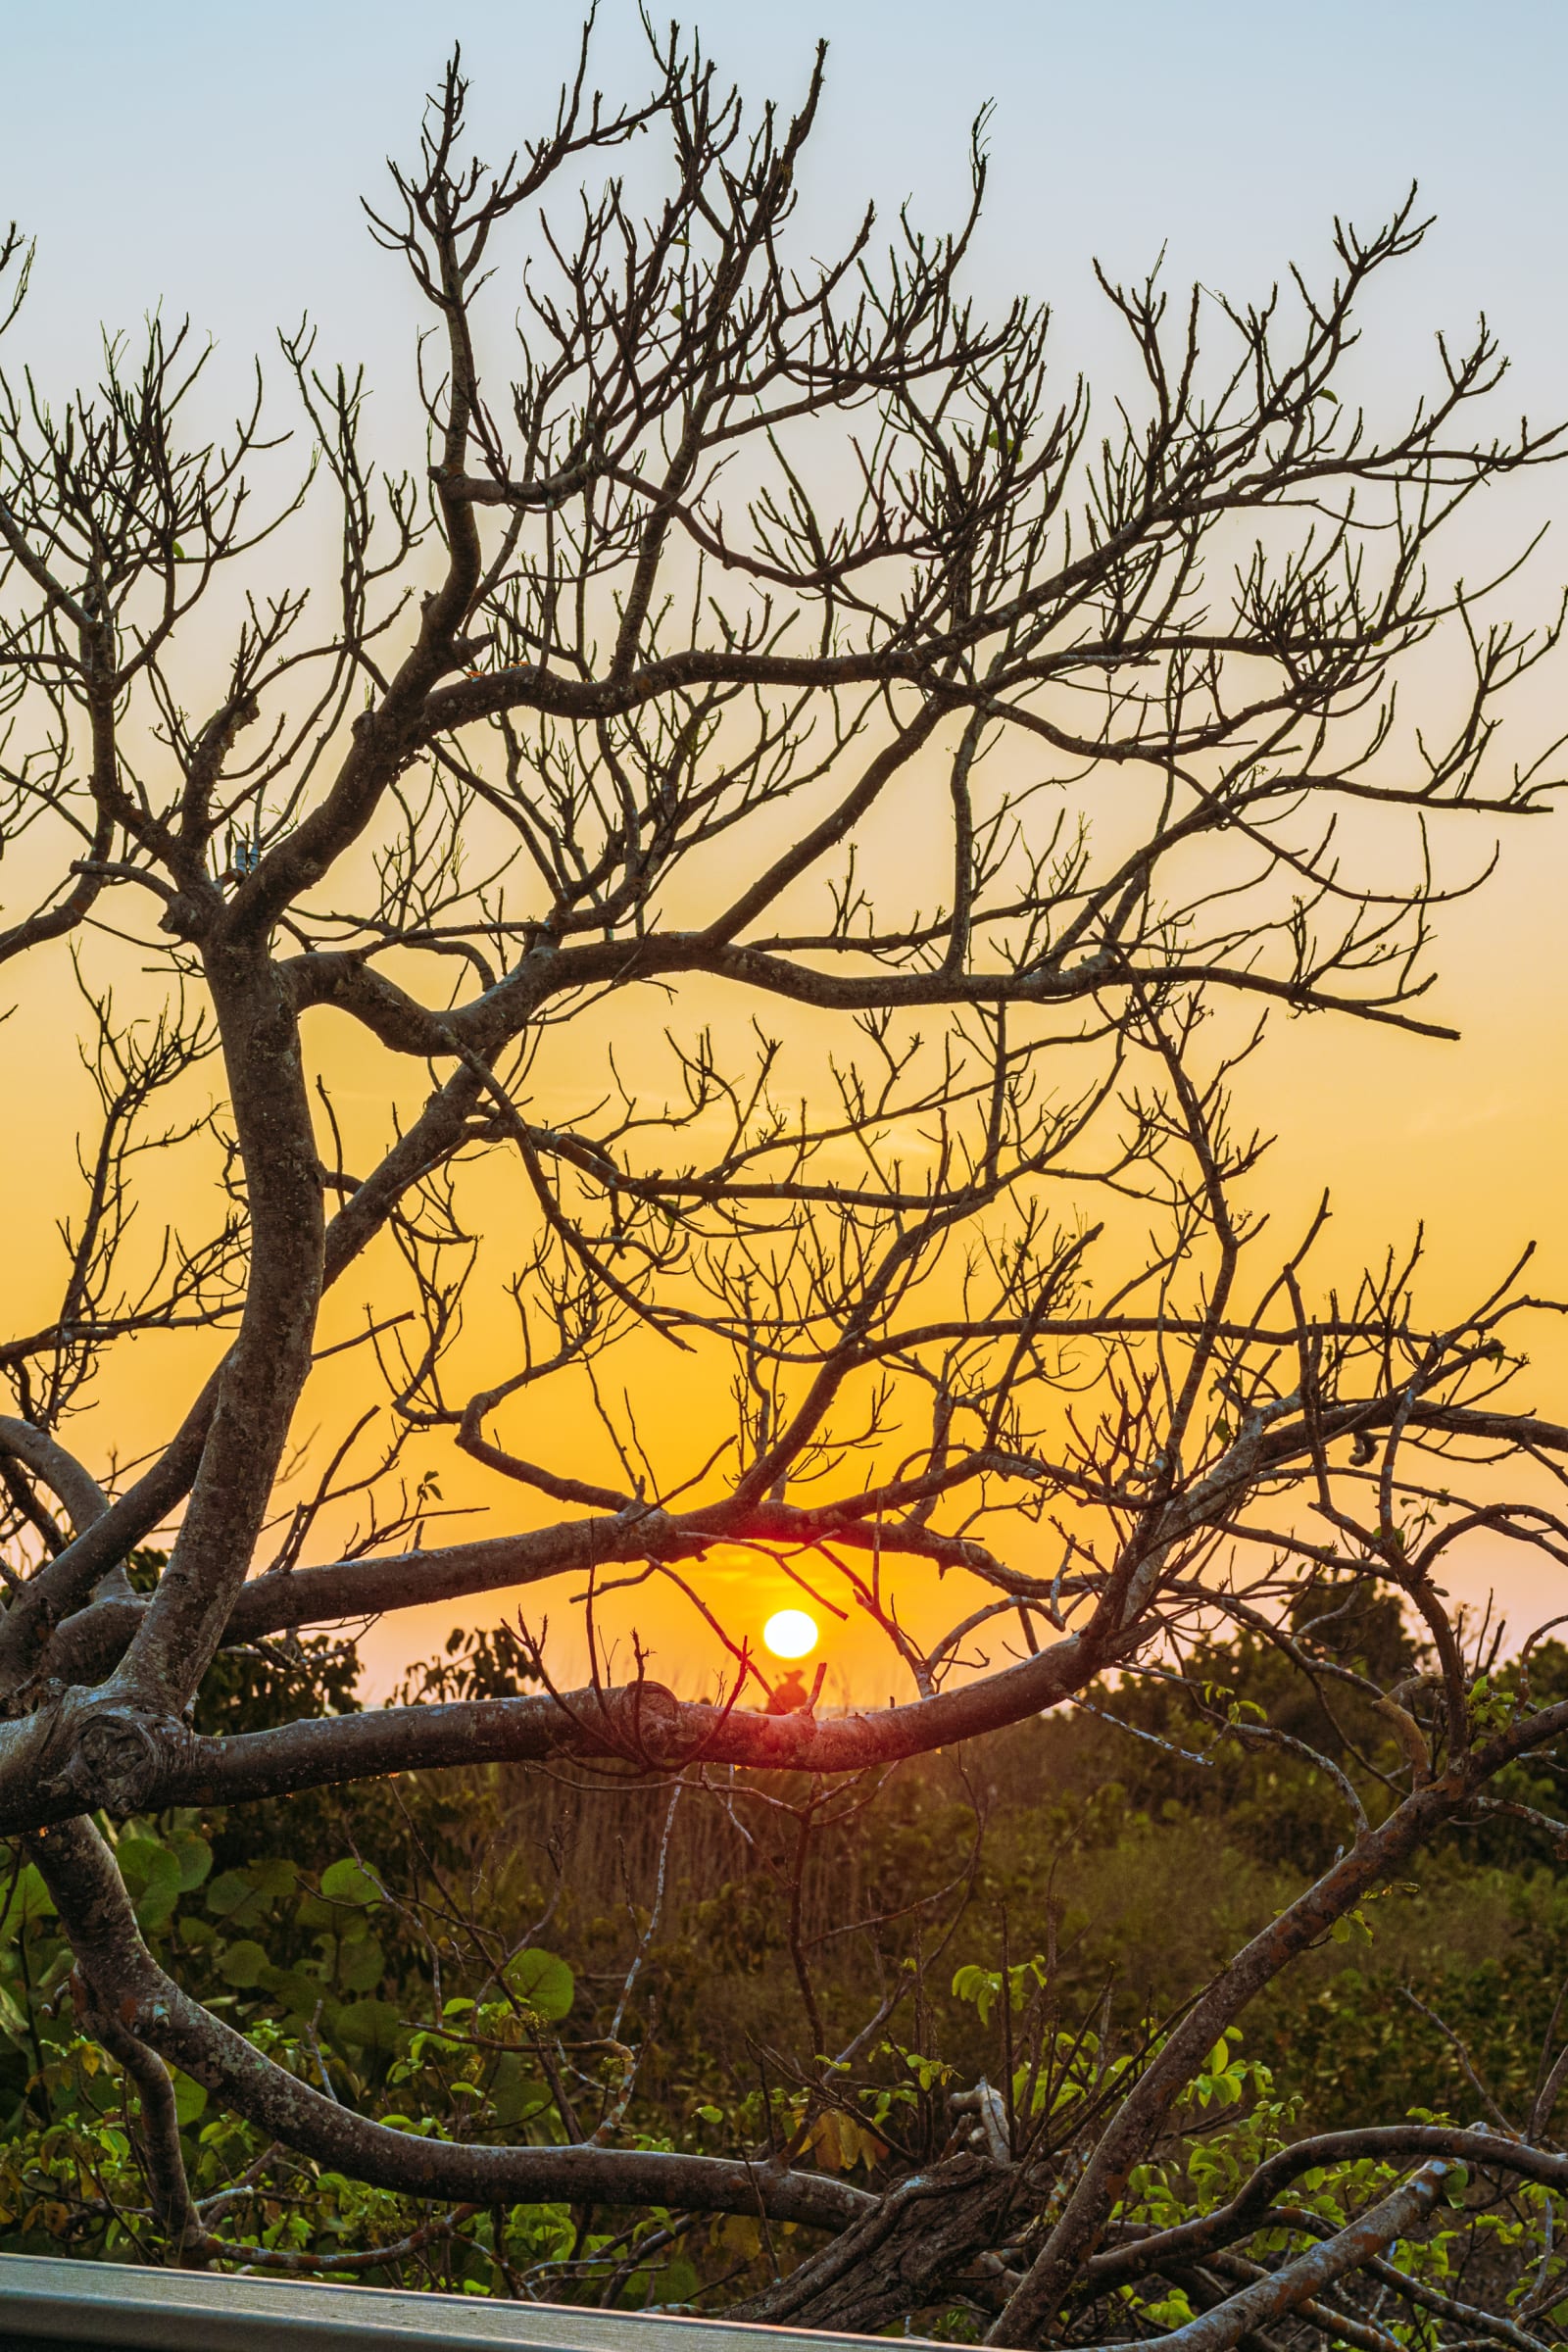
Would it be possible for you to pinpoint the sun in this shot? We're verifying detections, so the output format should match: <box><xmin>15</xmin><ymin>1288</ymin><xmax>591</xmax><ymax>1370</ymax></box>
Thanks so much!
<box><xmin>762</xmin><ymin>1608</ymin><xmax>819</xmax><ymax>1659</ymax></box>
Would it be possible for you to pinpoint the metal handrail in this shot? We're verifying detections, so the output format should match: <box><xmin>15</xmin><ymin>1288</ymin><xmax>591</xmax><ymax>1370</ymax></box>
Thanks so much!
<box><xmin>0</xmin><ymin>2252</ymin><xmax>886</xmax><ymax>2351</ymax></box>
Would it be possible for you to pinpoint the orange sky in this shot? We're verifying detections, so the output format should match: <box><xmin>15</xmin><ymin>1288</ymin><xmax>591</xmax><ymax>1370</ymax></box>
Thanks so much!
<box><xmin>5</xmin><ymin>694</ymin><xmax>1565</xmax><ymax>1703</ymax></box>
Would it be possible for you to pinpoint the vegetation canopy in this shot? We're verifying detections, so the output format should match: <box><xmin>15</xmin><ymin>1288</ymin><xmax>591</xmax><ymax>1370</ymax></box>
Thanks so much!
<box><xmin>2</xmin><ymin>22</ymin><xmax>1568</xmax><ymax>2343</ymax></box>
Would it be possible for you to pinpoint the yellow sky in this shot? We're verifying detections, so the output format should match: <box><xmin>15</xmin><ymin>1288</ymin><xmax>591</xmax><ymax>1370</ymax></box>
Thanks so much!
<box><xmin>4</xmin><ymin>714</ymin><xmax>1564</xmax><ymax>1704</ymax></box>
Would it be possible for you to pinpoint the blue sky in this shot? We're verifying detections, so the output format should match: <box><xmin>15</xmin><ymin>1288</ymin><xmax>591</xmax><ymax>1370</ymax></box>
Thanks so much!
<box><xmin>7</xmin><ymin>0</ymin><xmax>1562</xmax><ymax>417</ymax></box>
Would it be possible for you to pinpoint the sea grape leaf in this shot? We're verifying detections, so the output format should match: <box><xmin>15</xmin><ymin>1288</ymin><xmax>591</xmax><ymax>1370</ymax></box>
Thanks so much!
<box><xmin>503</xmin><ymin>1947</ymin><xmax>574</xmax><ymax>2023</ymax></box>
<box><xmin>320</xmin><ymin>1858</ymin><xmax>382</xmax><ymax>1908</ymax></box>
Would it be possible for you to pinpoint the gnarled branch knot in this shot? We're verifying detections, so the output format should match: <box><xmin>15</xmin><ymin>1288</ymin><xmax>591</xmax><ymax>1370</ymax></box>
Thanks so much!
<box><xmin>66</xmin><ymin>1708</ymin><xmax>193</xmax><ymax>1817</ymax></box>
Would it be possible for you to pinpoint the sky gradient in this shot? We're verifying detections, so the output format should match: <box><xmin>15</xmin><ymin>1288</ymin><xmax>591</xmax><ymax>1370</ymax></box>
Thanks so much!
<box><xmin>4</xmin><ymin>0</ymin><xmax>1566</xmax><ymax>1688</ymax></box>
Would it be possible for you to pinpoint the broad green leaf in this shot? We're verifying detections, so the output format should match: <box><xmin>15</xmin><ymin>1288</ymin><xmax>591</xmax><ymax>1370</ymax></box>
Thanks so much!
<box><xmin>332</xmin><ymin>1997</ymin><xmax>402</xmax><ymax>2051</ymax></box>
<box><xmin>320</xmin><ymin>1858</ymin><xmax>381</xmax><ymax>1908</ymax></box>
<box><xmin>121</xmin><ymin>1841</ymin><xmax>182</xmax><ymax>1934</ymax></box>
<box><xmin>271</xmin><ymin>1968</ymin><xmax>326</xmax><ymax>2022</ymax></box>
<box><xmin>491</xmin><ymin>2061</ymin><xmax>553</xmax><ymax>2126</ymax></box>
<box><xmin>336</xmin><ymin>1935</ymin><xmax>384</xmax><ymax>1994</ymax></box>
<box><xmin>172</xmin><ymin>2072</ymin><xmax>207</xmax><ymax>2127</ymax></box>
<box><xmin>503</xmin><ymin>1947</ymin><xmax>574</xmax><ymax>2023</ymax></box>
<box><xmin>117</xmin><ymin>1838</ymin><xmax>180</xmax><ymax>1902</ymax></box>
<box><xmin>205</xmin><ymin>1870</ymin><xmax>255</xmax><ymax>1919</ymax></box>
<box><xmin>251</xmin><ymin>1857</ymin><xmax>299</xmax><ymax>1899</ymax></box>
<box><xmin>135</xmin><ymin>1886</ymin><xmax>179</xmax><ymax>1935</ymax></box>
<box><xmin>219</xmin><ymin>1938</ymin><xmax>270</xmax><ymax>1987</ymax></box>
<box><xmin>0</xmin><ymin>1864</ymin><xmax>54</xmax><ymax>1938</ymax></box>
<box><xmin>172</xmin><ymin>1837</ymin><xmax>213</xmax><ymax>1892</ymax></box>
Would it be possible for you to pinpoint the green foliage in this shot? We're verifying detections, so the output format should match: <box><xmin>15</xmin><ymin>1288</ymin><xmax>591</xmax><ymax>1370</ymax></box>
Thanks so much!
<box><xmin>319</xmin><ymin>1858</ymin><xmax>383</xmax><ymax>1909</ymax></box>
<box><xmin>953</xmin><ymin>1953</ymin><xmax>1046</xmax><ymax>2026</ymax></box>
<box><xmin>0</xmin><ymin>1806</ymin><xmax>592</xmax><ymax>2281</ymax></box>
<box><xmin>4</xmin><ymin>1619</ymin><xmax>1568</xmax><ymax>2316</ymax></box>
<box><xmin>393</xmin><ymin>1622</ymin><xmax>540</xmax><ymax>1706</ymax></box>
<box><xmin>502</xmin><ymin>1947</ymin><xmax>574</xmax><ymax>2024</ymax></box>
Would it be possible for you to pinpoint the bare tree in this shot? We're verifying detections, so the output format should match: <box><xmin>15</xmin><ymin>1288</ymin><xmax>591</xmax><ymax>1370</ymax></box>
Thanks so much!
<box><xmin>4</xmin><ymin>22</ymin><xmax>1568</xmax><ymax>2336</ymax></box>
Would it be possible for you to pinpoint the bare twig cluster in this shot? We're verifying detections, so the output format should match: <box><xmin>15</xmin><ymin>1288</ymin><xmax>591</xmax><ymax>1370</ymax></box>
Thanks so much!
<box><xmin>2</xmin><ymin>23</ymin><xmax>1568</xmax><ymax>2337</ymax></box>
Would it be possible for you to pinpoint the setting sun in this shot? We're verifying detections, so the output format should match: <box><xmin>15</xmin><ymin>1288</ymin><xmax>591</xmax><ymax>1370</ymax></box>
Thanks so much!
<box><xmin>762</xmin><ymin>1609</ymin><xmax>819</xmax><ymax>1659</ymax></box>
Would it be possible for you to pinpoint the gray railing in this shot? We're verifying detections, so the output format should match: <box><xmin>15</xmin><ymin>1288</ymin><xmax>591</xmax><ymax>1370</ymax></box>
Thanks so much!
<box><xmin>0</xmin><ymin>2253</ymin><xmax>882</xmax><ymax>2351</ymax></box>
